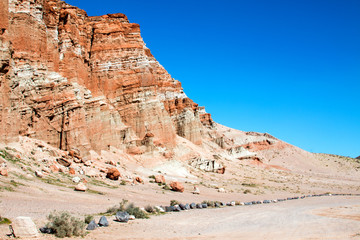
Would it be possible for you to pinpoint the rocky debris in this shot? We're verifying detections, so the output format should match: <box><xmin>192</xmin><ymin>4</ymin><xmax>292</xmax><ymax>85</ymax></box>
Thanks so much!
<box><xmin>129</xmin><ymin>215</ymin><xmax>136</xmax><ymax>220</ymax></box>
<box><xmin>190</xmin><ymin>203</ymin><xmax>196</xmax><ymax>209</ymax></box>
<box><xmin>201</xmin><ymin>203</ymin><xmax>208</xmax><ymax>208</ymax></box>
<box><xmin>154</xmin><ymin>206</ymin><xmax>165</xmax><ymax>213</ymax></box>
<box><xmin>39</xmin><ymin>227</ymin><xmax>54</xmax><ymax>234</ymax></box>
<box><xmin>0</xmin><ymin>169</ymin><xmax>8</xmax><ymax>176</ymax></box>
<box><xmin>57</xmin><ymin>158</ymin><xmax>72</xmax><ymax>167</ymax></box>
<box><xmin>155</xmin><ymin>175</ymin><xmax>166</xmax><ymax>184</ymax></box>
<box><xmin>48</xmin><ymin>165</ymin><xmax>59</xmax><ymax>173</ymax></box>
<box><xmin>170</xmin><ymin>181</ymin><xmax>184</xmax><ymax>192</ymax></box>
<box><xmin>216</xmin><ymin>167</ymin><xmax>226</xmax><ymax>174</ymax></box>
<box><xmin>190</xmin><ymin>158</ymin><xmax>224</xmax><ymax>173</ymax></box>
<box><xmin>106</xmin><ymin>168</ymin><xmax>121</xmax><ymax>180</ymax></box>
<box><xmin>72</xmin><ymin>176</ymin><xmax>81</xmax><ymax>183</ymax></box>
<box><xmin>11</xmin><ymin>216</ymin><xmax>39</xmax><ymax>238</ymax></box>
<box><xmin>135</xmin><ymin>177</ymin><xmax>144</xmax><ymax>184</ymax></box>
<box><xmin>196</xmin><ymin>203</ymin><xmax>203</xmax><ymax>209</ymax></box>
<box><xmin>35</xmin><ymin>170</ymin><xmax>44</xmax><ymax>178</ymax></box>
<box><xmin>84</xmin><ymin>160</ymin><xmax>92</xmax><ymax>167</ymax></box>
<box><xmin>74</xmin><ymin>183</ymin><xmax>87</xmax><ymax>192</ymax></box>
<box><xmin>179</xmin><ymin>204</ymin><xmax>187</xmax><ymax>210</ymax></box>
<box><xmin>230</xmin><ymin>201</ymin><xmax>236</xmax><ymax>206</ymax></box>
<box><xmin>86</xmin><ymin>220</ymin><xmax>97</xmax><ymax>230</ymax></box>
<box><xmin>98</xmin><ymin>216</ymin><xmax>109</xmax><ymax>227</ymax></box>
<box><xmin>215</xmin><ymin>202</ymin><xmax>221</xmax><ymax>208</ymax></box>
<box><xmin>218</xmin><ymin>188</ymin><xmax>226</xmax><ymax>193</ymax></box>
<box><xmin>69</xmin><ymin>168</ymin><xmax>76</xmax><ymax>175</ymax></box>
<box><xmin>192</xmin><ymin>186</ymin><xmax>200</xmax><ymax>194</ymax></box>
<box><xmin>115</xmin><ymin>212</ymin><xmax>130</xmax><ymax>222</ymax></box>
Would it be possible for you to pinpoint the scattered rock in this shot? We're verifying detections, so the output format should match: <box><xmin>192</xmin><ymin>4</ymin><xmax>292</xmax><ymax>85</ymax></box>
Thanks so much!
<box><xmin>49</xmin><ymin>165</ymin><xmax>59</xmax><ymax>173</ymax></box>
<box><xmin>86</xmin><ymin>220</ymin><xmax>97</xmax><ymax>230</ymax></box>
<box><xmin>72</xmin><ymin>176</ymin><xmax>81</xmax><ymax>183</ymax></box>
<box><xmin>154</xmin><ymin>175</ymin><xmax>165</xmax><ymax>184</ymax></box>
<box><xmin>106</xmin><ymin>160</ymin><xmax>116</xmax><ymax>166</ymax></box>
<box><xmin>57</xmin><ymin>158</ymin><xmax>71</xmax><ymax>167</ymax></box>
<box><xmin>35</xmin><ymin>170</ymin><xmax>44</xmax><ymax>178</ymax></box>
<box><xmin>190</xmin><ymin>203</ymin><xmax>196</xmax><ymax>209</ymax></box>
<box><xmin>196</xmin><ymin>203</ymin><xmax>203</xmax><ymax>209</ymax></box>
<box><xmin>217</xmin><ymin>167</ymin><xmax>226</xmax><ymax>174</ymax></box>
<box><xmin>39</xmin><ymin>227</ymin><xmax>54</xmax><ymax>234</ymax></box>
<box><xmin>115</xmin><ymin>211</ymin><xmax>130</xmax><ymax>222</ymax></box>
<box><xmin>154</xmin><ymin>206</ymin><xmax>165</xmax><ymax>212</ymax></box>
<box><xmin>74</xmin><ymin>183</ymin><xmax>87</xmax><ymax>191</ymax></box>
<box><xmin>192</xmin><ymin>186</ymin><xmax>200</xmax><ymax>194</ymax></box>
<box><xmin>84</xmin><ymin>160</ymin><xmax>92</xmax><ymax>167</ymax></box>
<box><xmin>201</xmin><ymin>203</ymin><xmax>208</xmax><ymax>208</ymax></box>
<box><xmin>0</xmin><ymin>169</ymin><xmax>8</xmax><ymax>176</ymax></box>
<box><xmin>218</xmin><ymin>188</ymin><xmax>226</xmax><ymax>193</ymax></box>
<box><xmin>215</xmin><ymin>202</ymin><xmax>220</xmax><ymax>208</ymax></box>
<box><xmin>170</xmin><ymin>181</ymin><xmax>184</xmax><ymax>192</ymax></box>
<box><xmin>173</xmin><ymin>205</ymin><xmax>181</xmax><ymax>212</ymax></box>
<box><xmin>129</xmin><ymin>215</ymin><xmax>135</xmax><ymax>220</ymax></box>
<box><xmin>106</xmin><ymin>168</ymin><xmax>121</xmax><ymax>180</ymax></box>
<box><xmin>98</xmin><ymin>216</ymin><xmax>109</xmax><ymax>227</ymax></box>
<box><xmin>42</xmin><ymin>167</ymin><xmax>51</xmax><ymax>173</ymax></box>
<box><xmin>179</xmin><ymin>203</ymin><xmax>186</xmax><ymax>210</ymax></box>
<box><xmin>230</xmin><ymin>201</ymin><xmax>236</xmax><ymax>206</ymax></box>
<box><xmin>135</xmin><ymin>177</ymin><xmax>143</xmax><ymax>184</ymax></box>
<box><xmin>11</xmin><ymin>216</ymin><xmax>39</xmax><ymax>238</ymax></box>
<box><xmin>69</xmin><ymin>168</ymin><xmax>76</xmax><ymax>175</ymax></box>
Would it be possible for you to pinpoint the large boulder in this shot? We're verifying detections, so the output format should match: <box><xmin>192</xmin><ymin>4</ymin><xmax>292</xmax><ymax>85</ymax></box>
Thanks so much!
<box><xmin>11</xmin><ymin>216</ymin><xmax>39</xmax><ymax>238</ymax></box>
<box><xmin>170</xmin><ymin>181</ymin><xmax>184</xmax><ymax>192</ymax></box>
<box><xmin>115</xmin><ymin>211</ymin><xmax>130</xmax><ymax>222</ymax></box>
<box><xmin>106</xmin><ymin>168</ymin><xmax>121</xmax><ymax>180</ymax></box>
<box><xmin>154</xmin><ymin>175</ymin><xmax>166</xmax><ymax>184</ymax></box>
<box><xmin>98</xmin><ymin>216</ymin><xmax>109</xmax><ymax>227</ymax></box>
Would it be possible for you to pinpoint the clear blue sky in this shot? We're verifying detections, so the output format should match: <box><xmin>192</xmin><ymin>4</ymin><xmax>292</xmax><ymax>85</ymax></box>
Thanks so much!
<box><xmin>66</xmin><ymin>0</ymin><xmax>360</xmax><ymax>158</ymax></box>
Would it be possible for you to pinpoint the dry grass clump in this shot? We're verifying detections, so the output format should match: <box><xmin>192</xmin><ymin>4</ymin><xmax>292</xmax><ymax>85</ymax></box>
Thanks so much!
<box><xmin>46</xmin><ymin>211</ymin><xmax>85</xmax><ymax>238</ymax></box>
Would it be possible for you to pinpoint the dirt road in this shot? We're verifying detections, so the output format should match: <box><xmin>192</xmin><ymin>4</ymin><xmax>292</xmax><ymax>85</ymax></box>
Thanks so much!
<box><xmin>85</xmin><ymin>196</ymin><xmax>360</xmax><ymax>240</ymax></box>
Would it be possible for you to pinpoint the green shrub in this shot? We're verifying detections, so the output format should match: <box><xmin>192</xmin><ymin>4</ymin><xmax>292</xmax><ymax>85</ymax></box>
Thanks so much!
<box><xmin>243</xmin><ymin>189</ymin><xmax>251</xmax><ymax>194</ymax></box>
<box><xmin>106</xmin><ymin>199</ymin><xmax>128</xmax><ymax>215</ymax></box>
<box><xmin>84</xmin><ymin>215</ymin><xmax>93</xmax><ymax>224</ymax></box>
<box><xmin>163</xmin><ymin>184</ymin><xmax>171</xmax><ymax>190</ymax></box>
<box><xmin>0</xmin><ymin>215</ymin><xmax>11</xmax><ymax>225</ymax></box>
<box><xmin>46</xmin><ymin>212</ymin><xmax>85</xmax><ymax>238</ymax></box>
<box><xmin>170</xmin><ymin>200</ymin><xmax>179</xmax><ymax>206</ymax></box>
<box><xmin>148</xmin><ymin>175</ymin><xmax>155</xmax><ymax>179</ymax></box>
<box><xmin>120</xmin><ymin>180</ymin><xmax>127</xmax><ymax>185</ymax></box>
<box><xmin>144</xmin><ymin>205</ymin><xmax>155</xmax><ymax>213</ymax></box>
<box><xmin>126</xmin><ymin>203</ymin><xmax>149</xmax><ymax>219</ymax></box>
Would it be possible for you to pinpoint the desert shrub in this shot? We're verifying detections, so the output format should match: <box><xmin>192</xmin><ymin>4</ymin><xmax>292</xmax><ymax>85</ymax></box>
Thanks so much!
<box><xmin>126</xmin><ymin>203</ymin><xmax>149</xmax><ymax>219</ymax></box>
<box><xmin>46</xmin><ymin>212</ymin><xmax>85</xmax><ymax>238</ymax></box>
<box><xmin>144</xmin><ymin>205</ymin><xmax>155</xmax><ymax>213</ymax></box>
<box><xmin>84</xmin><ymin>215</ymin><xmax>93</xmax><ymax>224</ymax></box>
<box><xmin>170</xmin><ymin>200</ymin><xmax>179</xmax><ymax>206</ymax></box>
<box><xmin>120</xmin><ymin>180</ymin><xmax>127</xmax><ymax>185</ymax></box>
<box><xmin>243</xmin><ymin>189</ymin><xmax>251</xmax><ymax>194</ymax></box>
<box><xmin>148</xmin><ymin>175</ymin><xmax>155</xmax><ymax>179</ymax></box>
<box><xmin>0</xmin><ymin>215</ymin><xmax>11</xmax><ymax>225</ymax></box>
<box><xmin>201</xmin><ymin>200</ymin><xmax>215</xmax><ymax>207</ymax></box>
<box><xmin>106</xmin><ymin>199</ymin><xmax>128</xmax><ymax>214</ymax></box>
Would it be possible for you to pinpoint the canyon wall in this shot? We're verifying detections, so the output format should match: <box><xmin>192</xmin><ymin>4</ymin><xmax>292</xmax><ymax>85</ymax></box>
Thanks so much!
<box><xmin>0</xmin><ymin>0</ymin><xmax>213</xmax><ymax>154</ymax></box>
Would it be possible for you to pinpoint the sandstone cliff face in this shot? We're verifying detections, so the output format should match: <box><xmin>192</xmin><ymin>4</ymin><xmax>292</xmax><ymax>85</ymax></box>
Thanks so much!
<box><xmin>0</xmin><ymin>0</ymin><xmax>210</xmax><ymax>154</ymax></box>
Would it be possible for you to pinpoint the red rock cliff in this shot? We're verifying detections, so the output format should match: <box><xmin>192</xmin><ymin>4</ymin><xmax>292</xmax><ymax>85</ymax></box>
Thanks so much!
<box><xmin>0</xmin><ymin>0</ymin><xmax>212</xmax><ymax>154</ymax></box>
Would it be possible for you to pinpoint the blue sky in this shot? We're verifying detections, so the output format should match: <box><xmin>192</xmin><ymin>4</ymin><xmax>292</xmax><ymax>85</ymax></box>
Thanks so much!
<box><xmin>66</xmin><ymin>0</ymin><xmax>360</xmax><ymax>158</ymax></box>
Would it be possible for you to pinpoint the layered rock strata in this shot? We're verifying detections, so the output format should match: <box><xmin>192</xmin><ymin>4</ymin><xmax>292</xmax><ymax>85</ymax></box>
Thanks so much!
<box><xmin>0</xmin><ymin>0</ymin><xmax>212</xmax><ymax>154</ymax></box>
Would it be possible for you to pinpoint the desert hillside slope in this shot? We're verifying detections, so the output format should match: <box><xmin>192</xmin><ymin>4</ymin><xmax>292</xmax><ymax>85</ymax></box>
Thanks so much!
<box><xmin>0</xmin><ymin>1</ymin><xmax>360</xmax><ymax>234</ymax></box>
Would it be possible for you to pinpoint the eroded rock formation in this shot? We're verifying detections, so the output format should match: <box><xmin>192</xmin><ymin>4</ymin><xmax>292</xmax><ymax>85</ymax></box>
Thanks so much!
<box><xmin>0</xmin><ymin>0</ymin><xmax>212</xmax><ymax>155</ymax></box>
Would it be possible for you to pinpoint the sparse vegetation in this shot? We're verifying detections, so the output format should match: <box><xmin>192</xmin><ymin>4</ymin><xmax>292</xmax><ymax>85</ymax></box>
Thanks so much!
<box><xmin>243</xmin><ymin>189</ymin><xmax>251</xmax><ymax>194</ymax></box>
<box><xmin>0</xmin><ymin>215</ymin><xmax>11</xmax><ymax>225</ymax></box>
<box><xmin>125</xmin><ymin>203</ymin><xmax>149</xmax><ymax>219</ymax></box>
<box><xmin>170</xmin><ymin>200</ymin><xmax>180</xmax><ymax>206</ymax></box>
<box><xmin>84</xmin><ymin>215</ymin><xmax>93</xmax><ymax>224</ymax></box>
<box><xmin>163</xmin><ymin>184</ymin><xmax>171</xmax><ymax>190</ymax></box>
<box><xmin>46</xmin><ymin>211</ymin><xmax>85</xmax><ymax>238</ymax></box>
<box><xmin>120</xmin><ymin>180</ymin><xmax>127</xmax><ymax>185</ymax></box>
<box><xmin>145</xmin><ymin>205</ymin><xmax>155</xmax><ymax>213</ymax></box>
